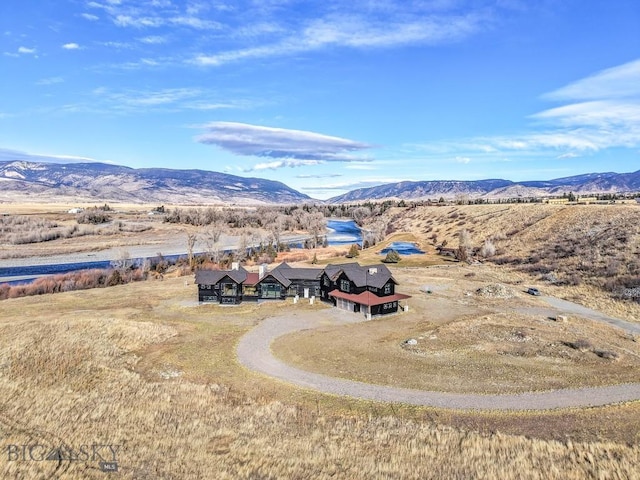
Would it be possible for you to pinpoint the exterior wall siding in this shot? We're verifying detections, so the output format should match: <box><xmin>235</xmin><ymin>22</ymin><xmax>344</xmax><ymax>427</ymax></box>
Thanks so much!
<box><xmin>198</xmin><ymin>265</ymin><xmax>405</xmax><ymax>315</ymax></box>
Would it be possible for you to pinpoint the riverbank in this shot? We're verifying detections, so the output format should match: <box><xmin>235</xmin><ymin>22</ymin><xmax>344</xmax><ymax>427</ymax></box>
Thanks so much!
<box><xmin>0</xmin><ymin>232</ymin><xmax>313</xmax><ymax>283</ymax></box>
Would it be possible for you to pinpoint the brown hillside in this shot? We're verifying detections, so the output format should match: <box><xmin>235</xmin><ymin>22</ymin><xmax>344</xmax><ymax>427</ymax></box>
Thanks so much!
<box><xmin>391</xmin><ymin>204</ymin><xmax>640</xmax><ymax>312</ymax></box>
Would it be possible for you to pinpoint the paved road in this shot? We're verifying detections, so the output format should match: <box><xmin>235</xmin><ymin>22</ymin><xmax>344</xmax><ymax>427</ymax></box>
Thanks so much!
<box><xmin>237</xmin><ymin>302</ymin><xmax>640</xmax><ymax>411</ymax></box>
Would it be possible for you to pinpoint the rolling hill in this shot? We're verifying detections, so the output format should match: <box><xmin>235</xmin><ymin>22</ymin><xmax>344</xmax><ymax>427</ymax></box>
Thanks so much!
<box><xmin>0</xmin><ymin>160</ymin><xmax>311</xmax><ymax>204</ymax></box>
<box><xmin>330</xmin><ymin>170</ymin><xmax>640</xmax><ymax>202</ymax></box>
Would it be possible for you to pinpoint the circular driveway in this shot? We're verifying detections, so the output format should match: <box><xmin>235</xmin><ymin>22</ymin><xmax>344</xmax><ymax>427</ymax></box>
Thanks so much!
<box><xmin>237</xmin><ymin>304</ymin><xmax>640</xmax><ymax>411</ymax></box>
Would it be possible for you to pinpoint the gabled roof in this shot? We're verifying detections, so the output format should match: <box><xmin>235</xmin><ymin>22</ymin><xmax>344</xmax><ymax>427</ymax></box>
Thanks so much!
<box><xmin>329</xmin><ymin>290</ymin><xmax>411</xmax><ymax>306</ymax></box>
<box><xmin>257</xmin><ymin>270</ymin><xmax>292</xmax><ymax>288</ymax></box>
<box><xmin>195</xmin><ymin>266</ymin><xmax>248</xmax><ymax>285</ymax></box>
<box><xmin>272</xmin><ymin>263</ymin><xmax>323</xmax><ymax>281</ymax></box>
<box><xmin>323</xmin><ymin>262</ymin><xmax>395</xmax><ymax>289</ymax></box>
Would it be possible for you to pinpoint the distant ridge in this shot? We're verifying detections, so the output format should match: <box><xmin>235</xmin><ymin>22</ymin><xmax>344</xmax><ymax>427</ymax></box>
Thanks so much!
<box><xmin>0</xmin><ymin>160</ymin><xmax>311</xmax><ymax>204</ymax></box>
<box><xmin>329</xmin><ymin>170</ymin><xmax>640</xmax><ymax>202</ymax></box>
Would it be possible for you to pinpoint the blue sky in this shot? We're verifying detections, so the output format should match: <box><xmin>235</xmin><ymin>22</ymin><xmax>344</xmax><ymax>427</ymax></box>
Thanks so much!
<box><xmin>1</xmin><ymin>0</ymin><xmax>639</xmax><ymax>199</ymax></box>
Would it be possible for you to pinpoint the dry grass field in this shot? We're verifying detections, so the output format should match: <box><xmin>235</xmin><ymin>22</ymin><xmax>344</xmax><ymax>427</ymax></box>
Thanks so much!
<box><xmin>274</xmin><ymin>267</ymin><xmax>640</xmax><ymax>395</ymax></box>
<box><xmin>2</xmin><ymin>202</ymin><xmax>640</xmax><ymax>478</ymax></box>
<box><xmin>0</xmin><ymin>203</ymin><xmax>193</xmax><ymax>260</ymax></box>
<box><xmin>384</xmin><ymin>204</ymin><xmax>640</xmax><ymax>318</ymax></box>
<box><xmin>0</xmin><ymin>274</ymin><xmax>640</xmax><ymax>478</ymax></box>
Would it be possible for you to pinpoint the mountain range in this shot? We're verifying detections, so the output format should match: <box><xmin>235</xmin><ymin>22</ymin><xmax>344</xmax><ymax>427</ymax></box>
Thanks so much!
<box><xmin>0</xmin><ymin>160</ymin><xmax>638</xmax><ymax>204</ymax></box>
<box><xmin>0</xmin><ymin>161</ymin><xmax>310</xmax><ymax>204</ymax></box>
<box><xmin>328</xmin><ymin>171</ymin><xmax>640</xmax><ymax>202</ymax></box>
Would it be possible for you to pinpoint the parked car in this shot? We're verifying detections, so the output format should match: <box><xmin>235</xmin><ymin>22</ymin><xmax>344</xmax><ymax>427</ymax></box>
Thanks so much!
<box><xmin>527</xmin><ymin>287</ymin><xmax>541</xmax><ymax>296</ymax></box>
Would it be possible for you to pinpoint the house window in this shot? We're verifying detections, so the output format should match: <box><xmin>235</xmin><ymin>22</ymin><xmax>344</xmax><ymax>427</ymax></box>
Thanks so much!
<box><xmin>340</xmin><ymin>279</ymin><xmax>350</xmax><ymax>292</ymax></box>
<box><xmin>384</xmin><ymin>283</ymin><xmax>392</xmax><ymax>295</ymax></box>
<box><xmin>222</xmin><ymin>283</ymin><xmax>237</xmax><ymax>296</ymax></box>
<box><xmin>261</xmin><ymin>283</ymin><xmax>281</xmax><ymax>299</ymax></box>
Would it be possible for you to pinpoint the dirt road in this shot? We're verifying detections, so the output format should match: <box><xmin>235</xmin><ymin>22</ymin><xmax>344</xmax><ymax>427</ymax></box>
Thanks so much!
<box><xmin>237</xmin><ymin>301</ymin><xmax>640</xmax><ymax>411</ymax></box>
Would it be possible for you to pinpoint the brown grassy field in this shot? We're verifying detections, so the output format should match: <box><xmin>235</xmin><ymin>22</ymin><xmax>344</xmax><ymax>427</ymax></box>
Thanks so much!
<box><xmin>1</xmin><ymin>275</ymin><xmax>640</xmax><ymax>478</ymax></box>
<box><xmin>384</xmin><ymin>203</ymin><xmax>640</xmax><ymax>319</ymax></box>
<box><xmin>2</xmin><ymin>202</ymin><xmax>640</xmax><ymax>478</ymax></box>
<box><xmin>273</xmin><ymin>266</ymin><xmax>640</xmax><ymax>394</ymax></box>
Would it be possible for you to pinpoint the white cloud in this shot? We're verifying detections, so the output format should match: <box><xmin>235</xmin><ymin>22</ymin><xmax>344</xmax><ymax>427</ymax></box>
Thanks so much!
<box><xmin>114</xmin><ymin>15</ymin><xmax>164</xmax><ymax>28</ymax></box>
<box><xmin>410</xmin><ymin>59</ymin><xmax>640</xmax><ymax>160</ymax></box>
<box><xmin>296</xmin><ymin>174</ymin><xmax>343</xmax><ymax>179</ymax></box>
<box><xmin>196</xmin><ymin>122</ymin><xmax>374</xmax><ymax>166</ymax></box>
<box><xmin>544</xmin><ymin>58</ymin><xmax>640</xmax><ymax>101</ymax></box>
<box><xmin>455</xmin><ymin>156</ymin><xmax>471</xmax><ymax>164</ymax></box>
<box><xmin>62</xmin><ymin>43</ymin><xmax>81</xmax><ymax>50</ymax></box>
<box><xmin>81</xmin><ymin>13</ymin><xmax>100</xmax><ymax>21</ymax></box>
<box><xmin>17</xmin><ymin>46</ymin><xmax>36</xmax><ymax>54</ymax></box>
<box><xmin>0</xmin><ymin>148</ymin><xmax>101</xmax><ymax>164</ymax></box>
<box><xmin>249</xmin><ymin>159</ymin><xmax>322</xmax><ymax>171</ymax></box>
<box><xmin>139</xmin><ymin>35</ymin><xmax>168</xmax><ymax>44</ymax></box>
<box><xmin>106</xmin><ymin>87</ymin><xmax>201</xmax><ymax>107</ymax></box>
<box><xmin>36</xmin><ymin>76</ymin><xmax>64</xmax><ymax>85</ymax></box>
<box><xmin>82</xmin><ymin>87</ymin><xmax>254</xmax><ymax>114</ymax></box>
<box><xmin>194</xmin><ymin>12</ymin><xmax>486</xmax><ymax>67</ymax></box>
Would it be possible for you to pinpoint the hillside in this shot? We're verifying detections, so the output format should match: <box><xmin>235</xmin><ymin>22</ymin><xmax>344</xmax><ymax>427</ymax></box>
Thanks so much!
<box><xmin>388</xmin><ymin>203</ymin><xmax>640</xmax><ymax>310</ymax></box>
<box><xmin>0</xmin><ymin>160</ymin><xmax>311</xmax><ymax>204</ymax></box>
<box><xmin>330</xmin><ymin>171</ymin><xmax>640</xmax><ymax>202</ymax></box>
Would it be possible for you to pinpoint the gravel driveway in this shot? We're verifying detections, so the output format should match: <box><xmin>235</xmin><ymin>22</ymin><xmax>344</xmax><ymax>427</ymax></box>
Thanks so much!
<box><xmin>237</xmin><ymin>302</ymin><xmax>640</xmax><ymax>411</ymax></box>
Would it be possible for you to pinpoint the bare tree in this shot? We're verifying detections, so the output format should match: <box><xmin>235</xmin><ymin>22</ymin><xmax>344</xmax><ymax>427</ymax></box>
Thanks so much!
<box><xmin>304</xmin><ymin>212</ymin><xmax>326</xmax><ymax>248</ymax></box>
<box><xmin>457</xmin><ymin>229</ymin><xmax>472</xmax><ymax>262</ymax></box>
<box><xmin>351</xmin><ymin>206</ymin><xmax>371</xmax><ymax>227</ymax></box>
<box><xmin>186</xmin><ymin>233</ymin><xmax>197</xmax><ymax>271</ymax></box>
<box><xmin>235</xmin><ymin>229</ymin><xmax>250</xmax><ymax>261</ymax></box>
<box><xmin>268</xmin><ymin>214</ymin><xmax>287</xmax><ymax>251</ymax></box>
<box><xmin>203</xmin><ymin>221</ymin><xmax>225</xmax><ymax>265</ymax></box>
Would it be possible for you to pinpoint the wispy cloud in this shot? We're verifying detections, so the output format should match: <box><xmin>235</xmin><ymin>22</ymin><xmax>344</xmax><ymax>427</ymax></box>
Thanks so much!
<box><xmin>410</xmin><ymin>58</ymin><xmax>640</xmax><ymax>161</ymax></box>
<box><xmin>138</xmin><ymin>35</ymin><xmax>168</xmax><ymax>44</ymax></box>
<box><xmin>296</xmin><ymin>174</ymin><xmax>343</xmax><ymax>179</ymax></box>
<box><xmin>0</xmin><ymin>147</ymin><xmax>101</xmax><ymax>164</ymax></box>
<box><xmin>36</xmin><ymin>76</ymin><xmax>64</xmax><ymax>85</ymax></box>
<box><xmin>81</xmin><ymin>13</ymin><xmax>100</xmax><ymax>21</ymax></box>
<box><xmin>62</xmin><ymin>43</ymin><xmax>81</xmax><ymax>50</ymax></box>
<box><xmin>543</xmin><ymin>58</ymin><xmax>640</xmax><ymax>101</ymax></box>
<box><xmin>196</xmin><ymin>122</ymin><xmax>374</xmax><ymax>169</ymax></box>
<box><xmin>17</xmin><ymin>46</ymin><xmax>37</xmax><ymax>55</ymax></box>
<box><xmin>194</xmin><ymin>11</ymin><xmax>486</xmax><ymax>67</ymax></box>
<box><xmin>74</xmin><ymin>87</ymin><xmax>256</xmax><ymax>114</ymax></box>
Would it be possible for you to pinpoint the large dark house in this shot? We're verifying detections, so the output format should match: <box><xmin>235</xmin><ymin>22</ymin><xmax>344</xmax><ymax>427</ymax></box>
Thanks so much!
<box><xmin>195</xmin><ymin>262</ymin><xmax>322</xmax><ymax>304</ymax></box>
<box><xmin>320</xmin><ymin>263</ymin><xmax>410</xmax><ymax>317</ymax></box>
<box><xmin>195</xmin><ymin>262</ymin><xmax>410</xmax><ymax>317</ymax></box>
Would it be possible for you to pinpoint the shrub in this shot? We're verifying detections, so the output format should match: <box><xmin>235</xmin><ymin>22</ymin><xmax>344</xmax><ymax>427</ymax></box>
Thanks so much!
<box><xmin>566</xmin><ymin>339</ymin><xmax>592</xmax><ymax>352</ymax></box>
<box><xmin>595</xmin><ymin>350</ymin><xmax>619</xmax><ymax>360</ymax></box>
<box><xmin>77</xmin><ymin>208</ymin><xmax>111</xmax><ymax>224</ymax></box>
<box><xmin>382</xmin><ymin>249</ymin><xmax>401</xmax><ymax>263</ymax></box>
<box><xmin>479</xmin><ymin>240</ymin><xmax>496</xmax><ymax>258</ymax></box>
<box><xmin>346</xmin><ymin>244</ymin><xmax>360</xmax><ymax>258</ymax></box>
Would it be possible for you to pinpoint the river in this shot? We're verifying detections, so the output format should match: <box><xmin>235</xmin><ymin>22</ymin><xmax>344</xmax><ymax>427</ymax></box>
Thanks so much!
<box><xmin>1</xmin><ymin>219</ymin><xmax>362</xmax><ymax>285</ymax></box>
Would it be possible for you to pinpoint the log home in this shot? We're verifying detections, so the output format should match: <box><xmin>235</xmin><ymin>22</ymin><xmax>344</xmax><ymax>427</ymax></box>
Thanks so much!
<box><xmin>320</xmin><ymin>263</ymin><xmax>410</xmax><ymax>317</ymax></box>
<box><xmin>195</xmin><ymin>262</ymin><xmax>410</xmax><ymax>317</ymax></box>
